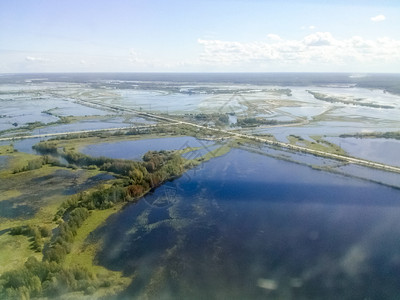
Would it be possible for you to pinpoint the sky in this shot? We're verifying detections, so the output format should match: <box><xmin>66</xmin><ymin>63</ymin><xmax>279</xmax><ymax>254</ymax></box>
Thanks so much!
<box><xmin>0</xmin><ymin>0</ymin><xmax>399</xmax><ymax>73</ymax></box>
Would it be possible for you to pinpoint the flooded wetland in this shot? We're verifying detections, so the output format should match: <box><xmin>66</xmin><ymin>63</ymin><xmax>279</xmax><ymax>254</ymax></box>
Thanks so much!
<box><xmin>1</xmin><ymin>73</ymin><xmax>400</xmax><ymax>299</ymax></box>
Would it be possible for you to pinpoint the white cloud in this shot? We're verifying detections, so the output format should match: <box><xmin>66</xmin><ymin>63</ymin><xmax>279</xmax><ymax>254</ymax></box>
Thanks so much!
<box><xmin>267</xmin><ymin>34</ymin><xmax>281</xmax><ymax>41</ymax></box>
<box><xmin>303</xmin><ymin>32</ymin><xmax>335</xmax><ymax>46</ymax></box>
<box><xmin>128</xmin><ymin>49</ymin><xmax>145</xmax><ymax>64</ymax></box>
<box><xmin>301</xmin><ymin>25</ymin><xmax>316</xmax><ymax>30</ymax></box>
<box><xmin>371</xmin><ymin>14</ymin><xmax>386</xmax><ymax>22</ymax></box>
<box><xmin>126</xmin><ymin>48</ymin><xmax>191</xmax><ymax>71</ymax></box>
<box><xmin>25</xmin><ymin>56</ymin><xmax>48</xmax><ymax>62</ymax></box>
<box><xmin>197</xmin><ymin>32</ymin><xmax>400</xmax><ymax>70</ymax></box>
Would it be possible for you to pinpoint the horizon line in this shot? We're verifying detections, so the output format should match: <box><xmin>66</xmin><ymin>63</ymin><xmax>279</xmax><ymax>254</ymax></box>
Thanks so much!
<box><xmin>2</xmin><ymin>71</ymin><xmax>400</xmax><ymax>75</ymax></box>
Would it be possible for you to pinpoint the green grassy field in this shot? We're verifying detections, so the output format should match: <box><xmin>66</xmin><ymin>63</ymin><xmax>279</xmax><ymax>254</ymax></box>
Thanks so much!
<box><xmin>287</xmin><ymin>135</ymin><xmax>346</xmax><ymax>155</ymax></box>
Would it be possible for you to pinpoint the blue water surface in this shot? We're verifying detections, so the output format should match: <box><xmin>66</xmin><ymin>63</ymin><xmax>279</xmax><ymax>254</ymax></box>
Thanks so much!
<box><xmin>93</xmin><ymin>148</ymin><xmax>400</xmax><ymax>299</ymax></box>
<box><xmin>80</xmin><ymin>136</ymin><xmax>214</xmax><ymax>160</ymax></box>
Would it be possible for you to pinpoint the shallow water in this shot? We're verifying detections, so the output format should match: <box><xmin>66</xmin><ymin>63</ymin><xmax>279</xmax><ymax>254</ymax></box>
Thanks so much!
<box><xmin>0</xmin><ymin>94</ymin><xmax>110</xmax><ymax>132</ymax></box>
<box><xmin>255</xmin><ymin>124</ymin><xmax>400</xmax><ymax>143</ymax></box>
<box><xmin>63</xmin><ymin>173</ymin><xmax>115</xmax><ymax>195</ymax></box>
<box><xmin>0</xmin><ymin>169</ymin><xmax>114</xmax><ymax>219</ymax></box>
<box><xmin>12</xmin><ymin>138</ymin><xmax>43</xmax><ymax>154</ymax></box>
<box><xmin>112</xmin><ymin>90</ymin><xmax>209</xmax><ymax>114</ymax></box>
<box><xmin>81</xmin><ymin>136</ymin><xmax>214</xmax><ymax>160</ymax></box>
<box><xmin>327</xmin><ymin>137</ymin><xmax>400</xmax><ymax>167</ymax></box>
<box><xmin>94</xmin><ymin>148</ymin><xmax>400</xmax><ymax>299</ymax></box>
<box><xmin>0</xmin><ymin>138</ymin><xmax>41</xmax><ymax>155</ymax></box>
<box><xmin>334</xmin><ymin>164</ymin><xmax>400</xmax><ymax>188</ymax></box>
<box><xmin>0</xmin><ymin>155</ymin><xmax>9</xmax><ymax>168</ymax></box>
<box><xmin>31</xmin><ymin>117</ymin><xmax>128</xmax><ymax>135</ymax></box>
<box><xmin>49</xmin><ymin>104</ymin><xmax>109</xmax><ymax>117</ymax></box>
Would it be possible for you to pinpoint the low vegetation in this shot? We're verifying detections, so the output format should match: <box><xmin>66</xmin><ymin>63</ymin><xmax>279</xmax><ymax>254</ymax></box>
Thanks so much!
<box><xmin>0</xmin><ymin>145</ymin><xmax>16</xmax><ymax>155</ymax></box>
<box><xmin>12</xmin><ymin>155</ymin><xmax>65</xmax><ymax>174</ymax></box>
<box><xmin>0</xmin><ymin>117</ymin><xmax>72</xmax><ymax>136</ymax></box>
<box><xmin>340</xmin><ymin>131</ymin><xmax>400</xmax><ymax>140</ymax></box>
<box><xmin>307</xmin><ymin>90</ymin><xmax>394</xmax><ymax>109</ymax></box>
<box><xmin>191</xmin><ymin>113</ymin><xmax>230</xmax><ymax>126</ymax></box>
<box><xmin>0</xmin><ymin>256</ymin><xmax>107</xmax><ymax>299</ymax></box>
<box><xmin>10</xmin><ymin>225</ymin><xmax>52</xmax><ymax>252</ymax></box>
<box><xmin>288</xmin><ymin>135</ymin><xmax>346</xmax><ymax>155</ymax></box>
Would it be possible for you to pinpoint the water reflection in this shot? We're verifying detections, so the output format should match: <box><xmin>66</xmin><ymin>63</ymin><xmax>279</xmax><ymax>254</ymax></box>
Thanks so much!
<box><xmin>327</xmin><ymin>137</ymin><xmax>400</xmax><ymax>167</ymax></box>
<box><xmin>94</xmin><ymin>149</ymin><xmax>400</xmax><ymax>299</ymax></box>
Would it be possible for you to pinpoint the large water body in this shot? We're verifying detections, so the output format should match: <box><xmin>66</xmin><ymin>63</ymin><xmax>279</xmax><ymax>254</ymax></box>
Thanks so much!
<box><xmin>94</xmin><ymin>148</ymin><xmax>400</xmax><ymax>299</ymax></box>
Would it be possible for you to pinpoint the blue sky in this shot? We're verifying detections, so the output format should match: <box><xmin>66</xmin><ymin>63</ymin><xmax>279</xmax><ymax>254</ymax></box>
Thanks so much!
<box><xmin>0</xmin><ymin>0</ymin><xmax>399</xmax><ymax>73</ymax></box>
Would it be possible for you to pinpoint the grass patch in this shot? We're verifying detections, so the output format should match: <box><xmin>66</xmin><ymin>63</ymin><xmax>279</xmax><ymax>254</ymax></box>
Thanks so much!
<box><xmin>307</xmin><ymin>90</ymin><xmax>395</xmax><ymax>109</ymax></box>
<box><xmin>200</xmin><ymin>143</ymin><xmax>231</xmax><ymax>161</ymax></box>
<box><xmin>63</xmin><ymin>203</ymin><xmax>132</xmax><ymax>296</ymax></box>
<box><xmin>0</xmin><ymin>233</ymin><xmax>42</xmax><ymax>274</ymax></box>
<box><xmin>0</xmin><ymin>145</ymin><xmax>15</xmax><ymax>155</ymax></box>
<box><xmin>64</xmin><ymin>204</ymin><xmax>123</xmax><ymax>271</ymax></box>
<box><xmin>288</xmin><ymin>135</ymin><xmax>347</xmax><ymax>155</ymax></box>
<box><xmin>340</xmin><ymin>131</ymin><xmax>400</xmax><ymax>140</ymax></box>
<box><xmin>0</xmin><ymin>189</ymin><xmax>22</xmax><ymax>202</ymax></box>
<box><xmin>0</xmin><ymin>151</ymin><xmax>39</xmax><ymax>178</ymax></box>
<box><xmin>53</xmin><ymin>131</ymin><xmax>175</xmax><ymax>153</ymax></box>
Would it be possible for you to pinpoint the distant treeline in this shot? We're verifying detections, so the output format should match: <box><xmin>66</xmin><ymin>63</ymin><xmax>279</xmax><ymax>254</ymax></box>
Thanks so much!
<box><xmin>355</xmin><ymin>75</ymin><xmax>400</xmax><ymax>95</ymax></box>
<box><xmin>340</xmin><ymin>131</ymin><xmax>400</xmax><ymax>140</ymax></box>
<box><xmin>236</xmin><ymin>117</ymin><xmax>299</xmax><ymax>128</ymax></box>
<box><xmin>44</xmin><ymin>123</ymin><xmax>217</xmax><ymax>142</ymax></box>
<box><xmin>307</xmin><ymin>90</ymin><xmax>395</xmax><ymax>109</ymax></box>
<box><xmin>2</xmin><ymin>73</ymin><xmax>399</xmax><ymax>94</ymax></box>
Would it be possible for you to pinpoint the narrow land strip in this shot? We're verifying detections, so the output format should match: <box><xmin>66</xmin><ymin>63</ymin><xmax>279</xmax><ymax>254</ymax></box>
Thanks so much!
<box><xmin>0</xmin><ymin>124</ymin><xmax>167</xmax><ymax>142</ymax></box>
<box><xmin>77</xmin><ymin>98</ymin><xmax>400</xmax><ymax>174</ymax></box>
<box><xmin>3</xmin><ymin>97</ymin><xmax>400</xmax><ymax>175</ymax></box>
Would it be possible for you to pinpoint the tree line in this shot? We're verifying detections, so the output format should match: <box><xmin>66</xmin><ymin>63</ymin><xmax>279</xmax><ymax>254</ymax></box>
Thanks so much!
<box><xmin>0</xmin><ymin>140</ymin><xmax>191</xmax><ymax>299</ymax></box>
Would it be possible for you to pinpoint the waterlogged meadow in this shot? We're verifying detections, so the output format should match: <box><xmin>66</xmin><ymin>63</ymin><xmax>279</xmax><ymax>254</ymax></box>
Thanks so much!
<box><xmin>1</xmin><ymin>73</ymin><xmax>400</xmax><ymax>299</ymax></box>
